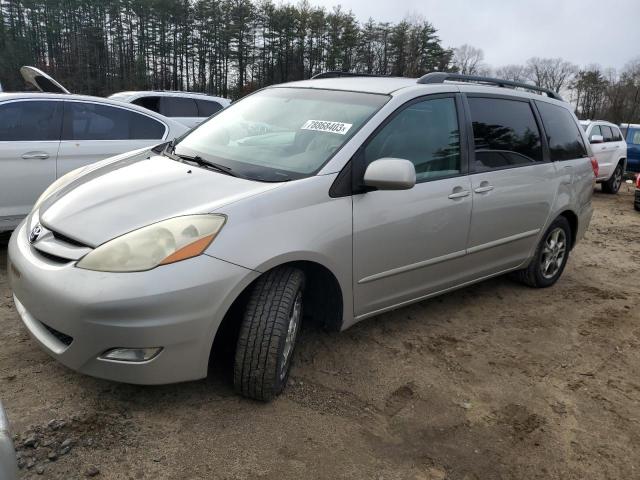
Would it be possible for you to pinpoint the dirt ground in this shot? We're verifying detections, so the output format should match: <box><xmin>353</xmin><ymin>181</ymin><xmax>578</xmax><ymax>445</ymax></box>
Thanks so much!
<box><xmin>1</xmin><ymin>185</ymin><xmax>639</xmax><ymax>480</ymax></box>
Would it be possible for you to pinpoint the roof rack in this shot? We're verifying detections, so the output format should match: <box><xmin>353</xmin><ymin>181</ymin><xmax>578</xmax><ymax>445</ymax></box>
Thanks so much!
<box><xmin>417</xmin><ymin>72</ymin><xmax>563</xmax><ymax>101</ymax></box>
<box><xmin>311</xmin><ymin>71</ymin><xmax>390</xmax><ymax>80</ymax></box>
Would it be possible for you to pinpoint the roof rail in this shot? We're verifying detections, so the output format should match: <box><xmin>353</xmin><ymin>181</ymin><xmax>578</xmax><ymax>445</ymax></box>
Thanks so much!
<box><xmin>417</xmin><ymin>72</ymin><xmax>563</xmax><ymax>101</ymax></box>
<box><xmin>311</xmin><ymin>71</ymin><xmax>389</xmax><ymax>80</ymax></box>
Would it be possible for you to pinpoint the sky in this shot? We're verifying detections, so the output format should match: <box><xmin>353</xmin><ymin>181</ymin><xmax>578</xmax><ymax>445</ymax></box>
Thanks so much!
<box><xmin>299</xmin><ymin>0</ymin><xmax>639</xmax><ymax>71</ymax></box>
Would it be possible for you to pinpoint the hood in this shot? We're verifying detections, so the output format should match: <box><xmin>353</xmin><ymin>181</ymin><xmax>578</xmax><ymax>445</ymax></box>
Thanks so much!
<box><xmin>20</xmin><ymin>66</ymin><xmax>70</xmax><ymax>94</ymax></box>
<box><xmin>39</xmin><ymin>151</ymin><xmax>281</xmax><ymax>247</ymax></box>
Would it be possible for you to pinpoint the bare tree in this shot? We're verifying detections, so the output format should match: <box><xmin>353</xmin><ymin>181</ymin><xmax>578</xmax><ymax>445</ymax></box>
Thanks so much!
<box><xmin>494</xmin><ymin>64</ymin><xmax>528</xmax><ymax>83</ymax></box>
<box><xmin>525</xmin><ymin>57</ymin><xmax>577</xmax><ymax>93</ymax></box>
<box><xmin>452</xmin><ymin>44</ymin><xmax>486</xmax><ymax>75</ymax></box>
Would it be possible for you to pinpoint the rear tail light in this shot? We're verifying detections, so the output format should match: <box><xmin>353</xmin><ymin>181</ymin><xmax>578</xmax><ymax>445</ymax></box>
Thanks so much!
<box><xmin>590</xmin><ymin>157</ymin><xmax>599</xmax><ymax>178</ymax></box>
<box><xmin>636</xmin><ymin>173</ymin><xmax>640</xmax><ymax>189</ymax></box>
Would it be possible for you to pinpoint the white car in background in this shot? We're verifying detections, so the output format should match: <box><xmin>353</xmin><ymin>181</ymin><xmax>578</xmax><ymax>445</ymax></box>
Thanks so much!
<box><xmin>108</xmin><ymin>91</ymin><xmax>231</xmax><ymax>129</ymax></box>
<box><xmin>580</xmin><ymin>120</ymin><xmax>627</xmax><ymax>194</ymax></box>
<box><xmin>0</xmin><ymin>67</ymin><xmax>188</xmax><ymax>232</ymax></box>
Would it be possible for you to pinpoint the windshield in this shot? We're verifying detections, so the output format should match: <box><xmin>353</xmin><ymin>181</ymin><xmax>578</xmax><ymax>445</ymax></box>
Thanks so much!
<box><xmin>173</xmin><ymin>87</ymin><xmax>389</xmax><ymax>181</ymax></box>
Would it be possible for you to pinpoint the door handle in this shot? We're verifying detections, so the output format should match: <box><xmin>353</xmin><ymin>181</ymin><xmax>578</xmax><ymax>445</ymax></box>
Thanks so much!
<box><xmin>474</xmin><ymin>185</ymin><xmax>494</xmax><ymax>193</ymax></box>
<box><xmin>448</xmin><ymin>190</ymin><xmax>470</xmax><ymax>199</ymax></box>
<box><xmin>21</xmin><ymin>152</ymin><xmax>50</xmax><ymax>160</ymax></box>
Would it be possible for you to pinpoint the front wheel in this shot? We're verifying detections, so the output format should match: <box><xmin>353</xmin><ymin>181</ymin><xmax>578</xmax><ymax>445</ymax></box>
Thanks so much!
<box><xmin>233</xmin><ymin>266</ymin><xmax>305</xmax><ymax>401</ymax></box>
<box><xmin>601</xmin><ymin>163</ymin><xmax>623</xmax><ymax>194</ymax></box>
<box><xmin>513</xmin><ymin>217</ymin><xmax>571</xmax><ymax>288</ymax></box>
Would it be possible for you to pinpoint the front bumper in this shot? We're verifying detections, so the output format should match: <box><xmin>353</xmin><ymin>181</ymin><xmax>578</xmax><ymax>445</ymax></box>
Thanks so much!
<box><xmin>8</xmin><ymin>222</ymin><xmax>259</xmax><ymax>385</ymax></box>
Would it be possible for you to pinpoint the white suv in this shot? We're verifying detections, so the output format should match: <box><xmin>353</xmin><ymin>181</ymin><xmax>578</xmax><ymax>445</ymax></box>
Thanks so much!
<box><xmin>109</xmin><ymin>91</ymin><xmax>231</xmax><ymax>129</ymax></box>
<box><xmin>580</xmin><ymin>120</ymin><xmax>627</xmax><ymax>193</ymax></box>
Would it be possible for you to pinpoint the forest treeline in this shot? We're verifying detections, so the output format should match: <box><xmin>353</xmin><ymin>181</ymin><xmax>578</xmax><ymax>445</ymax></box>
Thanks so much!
<box><xmin>0</xmin><ymin>0</ymin><xmax>453</xmax><ymax>98</ymax></box>
<box><xmin>1</xmin><ymin>0</ymin><xmax>638</xmax><ymax>123</ymax></box>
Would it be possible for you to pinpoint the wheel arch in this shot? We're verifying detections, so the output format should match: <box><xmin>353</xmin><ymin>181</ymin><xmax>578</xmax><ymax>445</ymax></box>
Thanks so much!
<box><xmin>618</xmin><ymin>156</ymin><xmax>627</xmax><ymax>172</ymax></box>
<box><xmin>208</xmin><ymin>259</ymin><xmax>345</xmax><ymax>371</ymax></box>
<box><xmin>558</xmin><ymin>209</ymin><xmax>578</xmax><ymax>249</ymax></box>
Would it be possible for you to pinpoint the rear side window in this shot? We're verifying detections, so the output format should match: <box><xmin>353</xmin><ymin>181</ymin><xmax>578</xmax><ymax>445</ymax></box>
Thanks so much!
<box><xmin>468</xmin><ymin>97</ymin><xmax>543</xmax><ymax>171</ymax></box>
<box><xmin>612</xmin><ymin>127</ymin><xmax>623</xmax><ymax>141</ymax></box>
<box><xmin>630</xmin><ymin>129</ymin><xmax>640</xmax><ymax>145</ymax></box>
<box><xmin>132</xmin><ymin>96</ymin><xmax>161</xmax><ymax>114</ymax></box>
<box><xmin>63</xmin><ymin>102</ymin><xmax>165</xmax><ymax>140</ymax></box>
<box><xmin>0</xmin><ymin>100</ymin><xmax>62</xmax><ymax>141</ymax></box>
<box><xmin>160</xmin><ymin>97</ymin><xmax>198</xmax><ymax>117</ymax></box>
<box><xmin>535</xmin><ymin>101</ymin><xmax>588</xmax><ymax>161</ymax></box>
<box><xmin>601</xmin><ymin>125</ymin><xmax>613</xmax><ymax>142</ymax></box>
<box><xmin>364</xmin><ymin>97</ymin><xmax>461</xmax><ymax>182</ymax></box>
<box><xmin>196</xmin><ymin>100</ymin><xmax>223</xmax><ymax>117</ymax></box>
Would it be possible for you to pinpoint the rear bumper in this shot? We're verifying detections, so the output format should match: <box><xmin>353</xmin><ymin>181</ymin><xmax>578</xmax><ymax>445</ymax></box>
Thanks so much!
<box><xmin>8</xmin><ymin>221</ymin><xmax>259</xmax><ymax>385</ymax></box>
<box><xmin>635</xmin><ymin>189</ymin><xmax>640</xmax><ymax>211</ymax></box>
<box><xmin>0</xmin><ymin>402</ymin><xmax>17</xmax><ymax>480</ymax></box>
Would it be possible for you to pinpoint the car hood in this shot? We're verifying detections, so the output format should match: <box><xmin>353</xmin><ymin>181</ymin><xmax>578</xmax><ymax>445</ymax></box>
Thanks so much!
<box><xmin>39</xmin><ymin>150</ymin><xmax>281</xmax><ymax>247</ymax></box>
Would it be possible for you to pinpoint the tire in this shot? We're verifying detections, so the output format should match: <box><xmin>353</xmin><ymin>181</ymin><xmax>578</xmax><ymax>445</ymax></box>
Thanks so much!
<box><xmin>601</xmin><ymin>163</ymin><xmax>623</xmax><ymax>194</ymax></box>
<box><xmin>513</xmin><ymin>216</ymin><xmax>571</xmax><ymax>288</ymax></box>
<box><xmin>233</xmin><ymin>266</ymin><xmax>305</xmax><ymax>401</ymax></box>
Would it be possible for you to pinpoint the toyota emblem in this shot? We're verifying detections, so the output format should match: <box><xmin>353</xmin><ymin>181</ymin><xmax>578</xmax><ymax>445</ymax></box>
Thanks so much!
<box><xmin>29</xmin><ymin>224</ymin><xmax>42</xmax><ymax>243</ymax></box>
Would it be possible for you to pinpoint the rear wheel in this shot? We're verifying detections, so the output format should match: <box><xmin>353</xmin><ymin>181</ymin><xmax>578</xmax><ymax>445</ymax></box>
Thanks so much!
<box><xmin>513</xmin><ymin>216</ymin><xmax>571</xmax><ymax>288</ymax></box>
<box><xmin>233</xmin><ymin>266</ymin><xmax>305</xmax><ymax>401</ymax></box>
<box><xmin>601</xmin><ymin>163</ymin><xmax>623</xmax><ymax>194</ymax></box>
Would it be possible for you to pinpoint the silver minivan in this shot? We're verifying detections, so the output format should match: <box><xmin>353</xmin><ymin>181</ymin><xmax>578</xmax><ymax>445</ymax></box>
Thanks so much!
<box><xmin>8</xmin><ymin>73</ymin><xmax>595</xmax><ymax>401</ymax></box>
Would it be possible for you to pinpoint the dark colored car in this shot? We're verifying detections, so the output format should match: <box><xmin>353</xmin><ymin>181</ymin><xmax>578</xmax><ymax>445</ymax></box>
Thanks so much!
<box><xmin>621</xmin><ymin>123</ymin><xmax>640</xmax><ymax>173</ymax></box>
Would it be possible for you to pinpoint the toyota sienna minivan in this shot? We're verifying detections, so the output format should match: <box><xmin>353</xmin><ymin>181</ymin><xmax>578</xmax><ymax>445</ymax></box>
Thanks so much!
<box><xmin>8</xmin><ymin>72</ymin><xmax>595</xmax><ymax>401</ymax></box>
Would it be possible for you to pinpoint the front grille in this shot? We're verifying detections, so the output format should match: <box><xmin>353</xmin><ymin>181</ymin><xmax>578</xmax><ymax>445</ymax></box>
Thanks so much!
<box><xmin>41</xmin><ymin>322</ymin><xmax>73</xmax><ymax>346</ymax></box>
<box><xmin>34</xmin><ymin>249</ymin><xmax>73</xmax><ymax>264</ymax></box>
<box><xmin>51</xmin><ymin>230</ymin><xmax>88</xmax><ymax>248</ymax></box>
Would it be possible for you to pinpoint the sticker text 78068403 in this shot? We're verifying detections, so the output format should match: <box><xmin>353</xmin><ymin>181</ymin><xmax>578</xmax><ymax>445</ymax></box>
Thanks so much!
<box><xmin>301</xmin><ymin>120</ymin><xmax>353</xmax><ymax>135</ymax></box>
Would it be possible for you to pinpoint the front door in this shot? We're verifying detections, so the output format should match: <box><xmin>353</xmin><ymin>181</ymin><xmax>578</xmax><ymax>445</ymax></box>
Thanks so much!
<box><xmin>0</xmin><ymin>99</ymin><xmax>62</xmax><ymax>228</ymax></box>
<box><xmin>353</xmin><ymin>95</ymin><xmax>473</xmax><ymax>319</ymax></box>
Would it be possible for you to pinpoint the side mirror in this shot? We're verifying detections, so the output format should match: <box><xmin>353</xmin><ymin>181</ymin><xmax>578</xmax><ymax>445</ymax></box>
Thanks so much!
<box><xmin>590</xmin><ymin>134</ymin><xmax>604</xmax><ymax>144</ymax></box>
<box><xmin>363</xmin><ymin>158</ymin><xmax>416</xmax><ymax>190</ymax></box>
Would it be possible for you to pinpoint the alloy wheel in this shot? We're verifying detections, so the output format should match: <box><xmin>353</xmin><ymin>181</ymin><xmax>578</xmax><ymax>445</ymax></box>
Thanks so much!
<box><xmin>540</xmin><ymin>227</ymin><xmax>567</xmax><ymax>279</ymax></box>
<box><xmin>280</xmin><ymin>292</ymin><xmax>302</xmax><ymax>380</ymax></box>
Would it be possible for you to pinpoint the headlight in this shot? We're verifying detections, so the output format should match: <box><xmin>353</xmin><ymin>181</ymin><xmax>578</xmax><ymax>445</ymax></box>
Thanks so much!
<box><xmin>77</xmin><ymin>215</ymin><xmax>226</xmax><ymax>272</ymax></box>
<box><xmin>32</xmin><ymin>167</ymin><xmax>87</xmax><ymax>212</ymax></box>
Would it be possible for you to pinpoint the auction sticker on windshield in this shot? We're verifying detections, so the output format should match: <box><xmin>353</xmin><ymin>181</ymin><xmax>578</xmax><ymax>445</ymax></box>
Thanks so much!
<box><xmin>301</xmin><ymin>120</ymin><xmax>353</xmax><ymax>135</ymax></box>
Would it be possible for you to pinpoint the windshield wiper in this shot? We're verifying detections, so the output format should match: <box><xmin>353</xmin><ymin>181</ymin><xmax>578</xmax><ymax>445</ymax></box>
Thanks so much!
<box><xmin>172</xmin><ymin>152</ymin><xmax>246</xmax><ymax>179</ymax></box>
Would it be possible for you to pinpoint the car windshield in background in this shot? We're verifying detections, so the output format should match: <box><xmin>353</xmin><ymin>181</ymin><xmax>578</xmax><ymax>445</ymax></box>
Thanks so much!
<box><xmin>173</xmin><ymin>87</ymin><xmax>389</xmax><ymax>181</ymax></box>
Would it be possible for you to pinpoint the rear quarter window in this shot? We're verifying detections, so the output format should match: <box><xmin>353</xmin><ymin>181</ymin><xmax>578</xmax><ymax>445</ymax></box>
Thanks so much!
<box><xmin>535</xmin><ymin>101</ymin><xmax>588</xmax><ymax>161</ymax></box>
<box><xmin>196</xmin><ymin>100</ymin><xmax>223</xmax><ymax>117</ymax></box>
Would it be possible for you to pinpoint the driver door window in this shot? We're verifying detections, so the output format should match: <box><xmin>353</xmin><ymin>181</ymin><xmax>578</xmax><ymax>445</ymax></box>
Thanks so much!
<box><xmin>364</xmin><ymin>97</ymin><xmax>461</xmax><ymax>182</ymax></box>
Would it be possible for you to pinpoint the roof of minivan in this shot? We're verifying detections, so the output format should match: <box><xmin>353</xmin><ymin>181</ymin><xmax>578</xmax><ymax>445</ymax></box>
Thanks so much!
<box><xmin>278</xmin><ymin>77</ymin><xmax>417</xmax><ymax>94</ymax></box>
<box><xmin>275</xmin><ymin>76</ymin><xmax>568</xmax><ymax>105</ymax></box>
